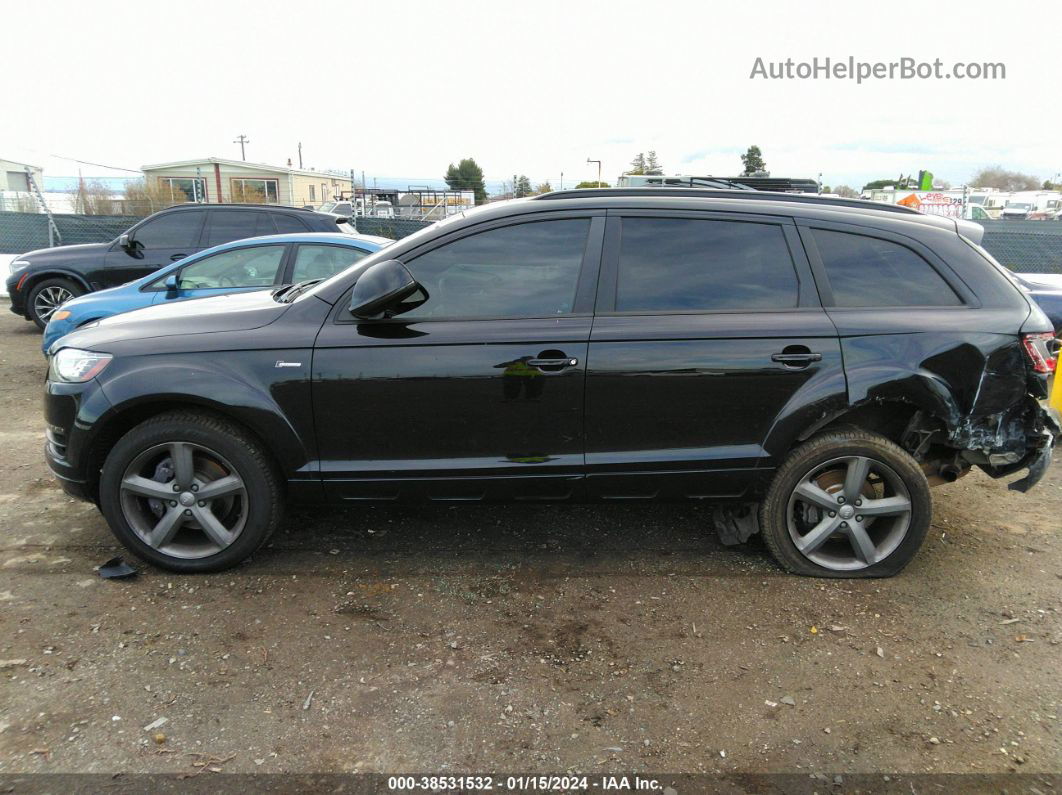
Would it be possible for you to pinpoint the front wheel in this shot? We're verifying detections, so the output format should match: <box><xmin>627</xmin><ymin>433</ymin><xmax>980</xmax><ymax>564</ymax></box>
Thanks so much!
<box><xmin>759</xmin><ymin>430</ymin><xmax>932</xmax><ymax>578</ymax></box>
<box><xmin>28</xmin><ymin>277</ymin><xmax>83</xmax><ymax>330</ymax></box>
<box><xmin>98</xmin><ymin>411</ymin><xmax>283</xmax><ymax>572</ymax></box>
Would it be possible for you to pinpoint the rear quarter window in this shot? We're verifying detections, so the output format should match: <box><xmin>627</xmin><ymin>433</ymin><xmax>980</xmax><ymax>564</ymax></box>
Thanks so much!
<box><xmin>812</xmin><ymin>228</ymin><xmax>962</xmax><ymax>307</ymax></box>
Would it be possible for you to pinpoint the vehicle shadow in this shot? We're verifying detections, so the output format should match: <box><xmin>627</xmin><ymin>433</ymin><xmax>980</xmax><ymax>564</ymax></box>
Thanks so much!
<box><xmin>258</xmin><ymin>502</ymin><xmax>776</xmax><ymax>577</ymax></box>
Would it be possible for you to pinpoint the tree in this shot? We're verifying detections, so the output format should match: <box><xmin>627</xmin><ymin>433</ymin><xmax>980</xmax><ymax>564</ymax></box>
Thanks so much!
<box><xmin>444</xmin><ymin>158</ymin><xmax>488</xmax><ymax>205</ymax></box>
<box><xmin>627</xmin><ymin>153</ymin><xmax>647</xmax><ymax>175</ymax></box>
<box><xmin>645</xmin><ymin>151</ymin><xmax>663</xmax><ymax>176</ymax></box>
<box><xmin>534</xmin><ymin>181</ymin><xmax>553</xmax><ymax>194</ymax></box>
<box><xmin>514</xmin><ymin>175</ymin><xmax>533</xmax><ymax>198</ymax></box>
<box><xmin>575</xmin><ymin>180</ymin><xmax>610</xmax><ymax>188</ymax></box>
<box><xmin>123</xmin><ymin>179</ymin><xmax>179</xmax><ymax>216</ymax></box>
<box><xmin>969</xmin><ymin>166</ymin><xmax>1040</xmax><ymax>192</ymax></box>
<box><xmin>740</xmin><ymin>145</ymin><xmax>766</xmax><ymax>176</ymax></box>
<box><xmin>832</xmin><ymin>184</ymin><xmax>859</xmax><ymax>198</ymax></box>
<box><xmin>1045</xmin><ymin>179</ymin><xmax>1061</xmax><ymax>191</ymax></box>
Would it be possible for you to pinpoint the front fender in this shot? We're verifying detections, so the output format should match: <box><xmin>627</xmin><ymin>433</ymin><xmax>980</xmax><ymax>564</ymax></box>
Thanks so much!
<box><xmin>93</xmin><ymin>354</ymin><xmax>316</xmax><ymax>479</ymax></box>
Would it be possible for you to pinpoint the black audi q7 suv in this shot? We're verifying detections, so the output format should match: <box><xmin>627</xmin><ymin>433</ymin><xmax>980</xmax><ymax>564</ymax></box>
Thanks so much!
<box><xmin>43</xmin><ymin>188</ymin><xmax>1060</xmax><ymax>576</ymax></box>
<box><xmin>8</xmin><ymin>203</ymin><xmax>354</xmax><ymax>328</ymax></box>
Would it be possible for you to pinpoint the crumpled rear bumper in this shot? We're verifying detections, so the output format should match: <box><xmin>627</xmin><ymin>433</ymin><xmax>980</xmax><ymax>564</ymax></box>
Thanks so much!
<box><xmin>1000</xmin><ymin>404</ymin><xmax>1060</xmax><ymax>493</ymax></box>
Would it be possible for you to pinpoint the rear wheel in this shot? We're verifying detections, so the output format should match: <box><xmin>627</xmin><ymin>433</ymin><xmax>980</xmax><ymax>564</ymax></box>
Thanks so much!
<box><xmin>759</xmin><ymin>430</ymin><xmax>931</xmax><ymax>577</ymax></box>
<box><xmin>99</xmin><ymin>411</ymin><xmax>283</xmax><ymax>572</ymax></box>
<box><xmin>28</xmin><ymin>277</ymin><xmax>83</xmax><ymax>330</ymax></box>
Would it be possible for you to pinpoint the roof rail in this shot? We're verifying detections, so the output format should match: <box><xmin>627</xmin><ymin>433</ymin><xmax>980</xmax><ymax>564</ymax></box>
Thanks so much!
<box><xmin>532</xmin><ymin>187</ymin><xmax>921</xmax><ymax>215</ymax></box>
<box><xmin>170</xmin><ymin>202</ymin><xmax>318</xmax><ymax>212</ymax></box>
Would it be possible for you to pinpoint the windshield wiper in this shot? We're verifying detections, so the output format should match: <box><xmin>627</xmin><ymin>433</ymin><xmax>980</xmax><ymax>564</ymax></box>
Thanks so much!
<box><xmin>274</xmin><ymin>278</ymin><xmax>325</xmax><ymax>303</ymax></box>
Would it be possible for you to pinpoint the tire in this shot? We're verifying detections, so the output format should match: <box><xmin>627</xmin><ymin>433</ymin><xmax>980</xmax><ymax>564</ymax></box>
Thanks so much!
<box><xmin>28</xmin><ymin>277</ymin><xmax>84</xmax><ymax>330</ymax></box>
<box><xmin>759</xmin><ymin>430</ymin><xmax>931</xmax><ymax>578</ymax></box>
<box><xmin>98</xmin><ymin>411</ymin><xmax>284</xmax><ymax>573</ymax></box>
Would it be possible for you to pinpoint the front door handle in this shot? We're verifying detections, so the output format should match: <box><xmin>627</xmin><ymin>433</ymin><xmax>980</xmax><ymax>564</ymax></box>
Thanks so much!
<box><xmin>527</xmin><ymin>357</ymin><xmax>579</xmax><ymax>368</ymax></box>
<box><xmin>772</xmin><ymin>351</ymin><xmax>822</xmax><ymax>366</ymax></box>
<box><xmin>526</xmin><ymin>350</ymin><xmax>579</xmax><ymax>372</ymax></box>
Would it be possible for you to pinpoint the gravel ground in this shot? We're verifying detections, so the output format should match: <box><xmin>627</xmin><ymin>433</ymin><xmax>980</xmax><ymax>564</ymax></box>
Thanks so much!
<box><xmin>0</xmin><ymin>306</ymin><xmax>1059</xmax><ymax>780</ymax></box>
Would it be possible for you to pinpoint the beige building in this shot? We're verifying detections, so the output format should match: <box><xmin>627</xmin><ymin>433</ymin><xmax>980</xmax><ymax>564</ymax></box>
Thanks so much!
<box><xmin>141</xmin><ymin>158</ymin><xmax>353</xmax><ymax>208</ymax></box>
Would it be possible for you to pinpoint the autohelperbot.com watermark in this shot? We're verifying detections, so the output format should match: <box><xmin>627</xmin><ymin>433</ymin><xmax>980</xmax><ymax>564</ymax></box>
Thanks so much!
<box><xmin>750</xmin><ymin>56</ymin><xmax>1005</xmax><ymax>83</ymax></box>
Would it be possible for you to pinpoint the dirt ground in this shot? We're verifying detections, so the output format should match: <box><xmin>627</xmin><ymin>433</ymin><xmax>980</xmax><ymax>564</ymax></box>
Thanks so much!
<box><xmin>0</xmin><ymin>306</ymin><xmax>1060</xmax><ymax>782</ymax></box>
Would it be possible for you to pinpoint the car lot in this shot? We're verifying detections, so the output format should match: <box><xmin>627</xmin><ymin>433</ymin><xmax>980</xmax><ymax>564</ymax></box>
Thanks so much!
<box><xmin>0</xmin><ymin>307</ymin><xmax>1060</xmax><ymax>777</ymax></box>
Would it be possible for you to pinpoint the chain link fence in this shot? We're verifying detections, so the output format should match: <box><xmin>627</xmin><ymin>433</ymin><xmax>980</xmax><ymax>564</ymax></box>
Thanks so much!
<box><xmin>352</xmin><ymin>217</ymin><xmax>434</xmax><ymax>240</ymax></box>
<box><xmin>0</xmin><ymin>211</ymin><xmax>144</xmax><ymax>253</ymax></box>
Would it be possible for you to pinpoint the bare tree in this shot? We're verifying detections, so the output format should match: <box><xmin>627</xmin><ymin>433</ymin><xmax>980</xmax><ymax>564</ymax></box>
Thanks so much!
<box><xmin>969</xmin><ymin>166</ymin><xmax>1041</xmax><ymax>191</ymax></box>
<box><xmin>832</xmin><ymin>185</ymin><xmax>859</xmax><ymax>198</ymax></box>
<box><xmin>123</xmin><ymin>179</ymin><xmax>178</xmax><ymax>216</ymax></box>
<box><xmin>73</xmin><ymin>179</ymin><xmax>116</xmax><ymax>215</ymax></box>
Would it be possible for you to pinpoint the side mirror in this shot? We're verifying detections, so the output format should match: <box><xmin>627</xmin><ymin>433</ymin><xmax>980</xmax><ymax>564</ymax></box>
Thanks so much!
<box><xmin>119</xmin><ymin>233</ymin><xmax>131</xmax><ymax>250</ymax></box>
<box><xmin>348</xmin><ymin>259</ymin><xmax>422</xmax><ymax>319</ymax></box>
<box><xmin>164</xmin><ymin>273</ymin><xmax>179</xmax><ymax>293</ymax></box>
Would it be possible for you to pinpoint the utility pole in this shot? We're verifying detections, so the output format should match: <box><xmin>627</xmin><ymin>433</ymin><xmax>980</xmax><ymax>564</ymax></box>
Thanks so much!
<box><xmin>586</xmin><ymin>158</ymin><xmax>602</xmax><ymax>188</ymax></box>
<box><xmin>298</xmin><ymin>142</ymin><xmax>303</xmax><ymax>169</ymax></box>
<box><xmin>234</xmin><ymin>135</ymin><xmax>250</xmax><ymax>161</ymax></box>
<box><xmin>560</xmin><ymin>171</ymin><xmax>564</xmax><ymax>190</ymax></box>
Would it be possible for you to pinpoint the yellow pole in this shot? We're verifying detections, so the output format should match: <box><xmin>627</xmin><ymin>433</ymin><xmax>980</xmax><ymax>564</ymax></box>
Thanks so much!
<box><xmin>1051</xmin><ymin>372</ymin><xmax>1062</xmax><ymax>412</ymax></box>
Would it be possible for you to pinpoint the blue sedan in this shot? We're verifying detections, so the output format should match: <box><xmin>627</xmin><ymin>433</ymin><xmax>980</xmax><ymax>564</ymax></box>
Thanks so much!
<box><xmin>43</xmin><ymin>232</ymin><xmax>391</xmax><ymax>352</ymax></box>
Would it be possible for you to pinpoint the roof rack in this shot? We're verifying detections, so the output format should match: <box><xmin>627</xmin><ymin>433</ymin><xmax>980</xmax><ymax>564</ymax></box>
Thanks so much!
<box><xmin>532</xmin><ymin>187</ymin><xmax>921</xmax><ymax>215</ymax></box>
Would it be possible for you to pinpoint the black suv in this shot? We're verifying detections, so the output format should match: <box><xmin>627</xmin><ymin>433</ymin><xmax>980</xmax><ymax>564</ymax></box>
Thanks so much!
<box><xmin>7</xmin><ymin>203</ymin><xmax>353</xmax><ymax>328</ymax></box>
<box><xmin>43</xmin><ymin>189</ymin><xmax>1060</xmax><ymax>576</ymax></box>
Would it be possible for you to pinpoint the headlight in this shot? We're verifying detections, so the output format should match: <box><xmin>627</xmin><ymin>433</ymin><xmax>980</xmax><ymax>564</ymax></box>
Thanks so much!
<box><xmin>49</xmin><ymin>348</ymin><xmax>113</xmax><ymax>383</ymax></box>
<box><xmin>10</xmin><ymin>260</ymin><xmax>31</xmax><ymax>273</ymax></box>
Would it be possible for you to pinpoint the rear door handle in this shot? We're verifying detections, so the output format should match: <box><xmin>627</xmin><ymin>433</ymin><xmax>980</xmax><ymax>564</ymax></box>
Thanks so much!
<box><xmin>170</xmin><ymin>253</ymin><xmax>187</xmax><ymax>261</ymax></box>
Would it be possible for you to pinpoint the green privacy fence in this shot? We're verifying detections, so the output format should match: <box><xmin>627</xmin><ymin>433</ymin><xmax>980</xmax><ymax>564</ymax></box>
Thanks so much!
<box><xmin>976</xmin><ymin>221</ymin><xmax>1062</xmax><ymax>274</ymax></box>
<box><xmin>2</xmin><ymin>211</ymin><xmax>1061</xmax><ymax>274</ymax></box>
<box><xmin>0</xmin><ymin>212</ymin><xmax>141</xmax><ymax>253</ymax></box>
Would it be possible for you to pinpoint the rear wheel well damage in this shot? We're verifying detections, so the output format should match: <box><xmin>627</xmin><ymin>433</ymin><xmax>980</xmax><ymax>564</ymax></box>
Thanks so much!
<box><xmin>798</xmin><ymin>395</ymin><xmax>1058</xmax><ymax>493</ymax></box>
<box><xmin>82</xmin><ymin>402</ymin><xmax>285</xmax><ymax>503</ymax></box>
<box><xmin>715</xmin><ymin>394</ymin><xmax>1057</xmax><ymax>547</ymax></box>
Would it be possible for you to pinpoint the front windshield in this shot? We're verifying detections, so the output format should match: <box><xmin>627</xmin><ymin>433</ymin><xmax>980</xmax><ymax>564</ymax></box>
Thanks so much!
<box><xmin>1008</xmin><ymin>203</ymin><xmax>1032</xmax><ymax>210</ymax></box>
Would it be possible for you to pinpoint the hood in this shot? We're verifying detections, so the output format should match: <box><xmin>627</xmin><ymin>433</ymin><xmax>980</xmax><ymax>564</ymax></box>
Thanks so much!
<box><xmin>52</xmin><ymin>288</ymin><xmax>289</xmax><ymax>354</ymax></box>
<box><xmin>19</xmin><ymin>241</ymin><xmax>110</xmax><ymax>264</ymax></box>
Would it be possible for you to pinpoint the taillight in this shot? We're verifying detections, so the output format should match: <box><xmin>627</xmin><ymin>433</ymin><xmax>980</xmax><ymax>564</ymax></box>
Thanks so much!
<box><xmin>1021</xmin><ymin>332</ymin><xmax>1058</xmax><ymax>374</ymax></box>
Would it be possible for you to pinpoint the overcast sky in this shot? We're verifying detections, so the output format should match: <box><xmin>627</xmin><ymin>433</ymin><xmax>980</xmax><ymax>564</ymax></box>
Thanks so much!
<box><xmin>4</xmin><ymin>0</ymin><xmax>1060</xmax><ymax>192</ymax></box>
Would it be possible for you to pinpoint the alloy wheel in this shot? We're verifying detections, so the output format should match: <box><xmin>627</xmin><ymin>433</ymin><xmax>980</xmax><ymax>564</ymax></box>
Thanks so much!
<box><xmin>34</xmin><ymin>286</ymin><xmax>74</xmax><ymax>323</ymax></box>
<box><xmin>118</xmin><ymin>441</ymin><xmax>248</xmax><ymax>559</ymax></box>
<box><xmin>786</xmin><ymin>455</ymin><xmax>912</xmax><ymax>571</ymax></box>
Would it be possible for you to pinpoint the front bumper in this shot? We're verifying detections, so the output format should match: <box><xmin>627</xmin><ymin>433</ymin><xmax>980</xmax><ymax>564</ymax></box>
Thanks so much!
<box><xmin>5</xmin><ymin>273</ymin><xmax>27</xmax><ymax>315</ymax></box>
<box><xmin>43</xmin><ymin>376</ymin><xmax>113</xmax><ymax>503</ymax></box>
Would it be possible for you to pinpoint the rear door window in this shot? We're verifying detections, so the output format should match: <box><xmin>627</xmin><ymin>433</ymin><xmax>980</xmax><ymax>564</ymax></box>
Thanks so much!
<box><xmin>811</xmin><ymin>228</ymin><xmax>962</xmax><ymax>307</ymax></box>
<box><xmin>202</xmin><ymin>211</ymin><xmax>274</xmax><ymax>247</ymax></box>
<box><xmin>272</xmin><ymin>214</ymin><xmax>311</xmax><ymax>233</ymax></box>
<box><xmin>615</xmin><ymin>218</ymin><xmax>799</xmax><ymax>312</ymax></box>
